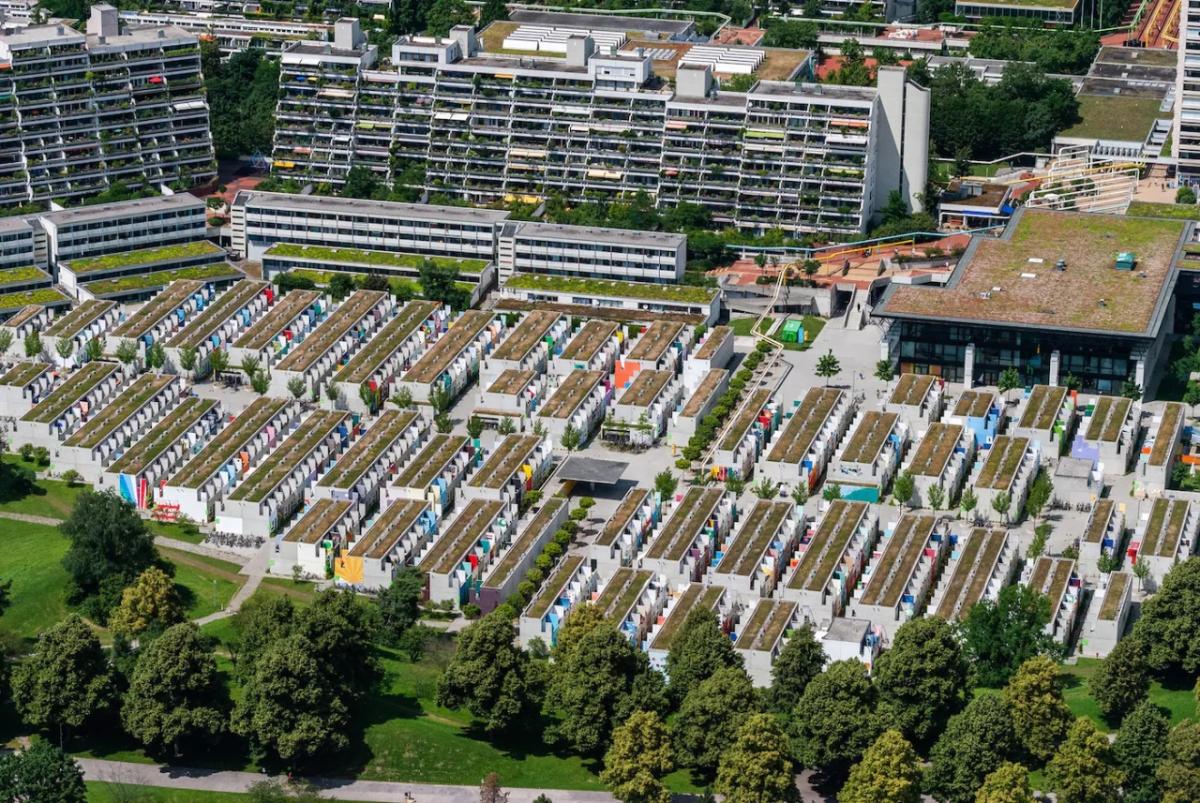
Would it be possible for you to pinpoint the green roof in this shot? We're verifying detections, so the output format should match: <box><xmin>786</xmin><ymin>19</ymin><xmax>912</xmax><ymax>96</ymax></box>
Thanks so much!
<box><xmin>265</xmin><ymin>243</ymin><xmax>488</xmax><ymax>274</ymax></box>
<box><xmin>0</xmin><ymin>266</ymin><xmax>50</xmax><ymax>288</ymax></box>
<box><xmin>506</xmin><ymin>273</ymin><xmax>718</xmax><ymax>305</ymax></box>
<box><xmin>85</xmin><ymin>263</ymin><xmax>240</xmax><ymax>297</ymax></box>
<box><xmin>1059</xmin><ymin>94</ymin><xmax>1170</xmax><ymax>143</ymax></box>
<box><xmin>961</xmin><ymin>0</ymin><xmax>1078</xmax><ymax>8</ymax></box>
<box><xmin>66</xmin><ymin>241</ymin><xmax>224</xmax><ymax>275</ymax></box>
<box><xmin>0</xmin><ymin>287</ymin><xmax>69</xmax><ymax>311</ymax></box>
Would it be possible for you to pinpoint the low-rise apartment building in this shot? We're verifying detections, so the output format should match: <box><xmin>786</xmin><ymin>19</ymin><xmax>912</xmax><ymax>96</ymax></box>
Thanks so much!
<box><xmin>496</xmin><ymin>221</ymin><xmax>685</xmax><ymax>283</ymax></box>
<box><xmin>930</xmin><ymin>527</ymin><xmax>1014</xmax><ymax>623</ymax></box>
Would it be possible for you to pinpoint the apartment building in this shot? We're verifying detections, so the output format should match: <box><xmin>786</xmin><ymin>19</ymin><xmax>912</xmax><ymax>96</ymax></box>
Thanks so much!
<box><xmin>117</xmin><ymin>11</ymin><xmax>331</xmax><ymax>57</ymax></box>
<box><xmin>0</xmin><ymin>5</ymin><xmax>215</xmax><ymax>208</ymax></box>
<box><xmin>496</xmin><ymin>221</ymin><xmax>685</xmax><ymax>283</ymax></box>
<box><xmin>268</xmin><ymin>24</ymin><xmax>929</xmax><ymax>236</ymax></box>
<box><xmin>1179</xmin><ymin>2</ymin><xmax>1200</xmax><ymax>178</ymax></box>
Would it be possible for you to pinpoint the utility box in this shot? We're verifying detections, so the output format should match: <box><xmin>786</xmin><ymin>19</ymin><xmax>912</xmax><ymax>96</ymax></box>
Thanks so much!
<box><xmin>1115</xmin><ymin>252</ymin><xmax>1136</xmax><ymax>271</ymax></box>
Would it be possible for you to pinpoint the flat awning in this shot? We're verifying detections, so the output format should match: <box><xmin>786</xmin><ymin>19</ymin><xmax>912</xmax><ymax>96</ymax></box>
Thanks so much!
<box><xmin>558</xmin><ymin>456</ymin><xmax>628</xmax><ymax>485</ymax></box>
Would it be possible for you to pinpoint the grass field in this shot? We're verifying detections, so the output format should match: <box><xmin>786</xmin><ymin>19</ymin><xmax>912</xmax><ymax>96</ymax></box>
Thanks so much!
<box><xmin>729</xmin><ymin>315</ymin><xmax>824</xmax><ymax>350</ymax></box>
<box><xmin>0</xmin><ymin>456</ymin><xmax>87</xmax><ymax>518</ymax></box>
<box><xmin>147</xmin><ymin>519</ymin><xmax>205</xmax><ymax>545</ymax></box>
<box><xmin>1061</xmin><ymin>658</ymin><xmax>1196</xmax><ymax>730</ymax></box>
<box><xmin>2</xmin><ymin>520</ymin><xmax>71</xmax><ymax>643</ymax></box>
<box><xmin>158</xmin><ymin>546</ymin><xmax>243</xmax><ymax>620</ymax></box>
<box><xmin>86</xmin><ymin>783</ymin><xmax>305</xmax><ymax>802</ymax></box>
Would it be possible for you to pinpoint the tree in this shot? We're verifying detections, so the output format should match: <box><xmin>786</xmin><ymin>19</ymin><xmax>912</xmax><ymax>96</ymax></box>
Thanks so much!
<box><xmin>874</xmin><ymin>359</ymin><xmax>892</xmax><ymax>383</ymax></box>
<box><xmin>561</xmin><ymin>423</ymin><xmax>582</xmax><ymax>452</ymax></box>
<box><xmin>1090</xmin><ymin>635</ymin><xmax>1150</xmax><ymax>725</ymax></box>
<box><xmin>12</xmin><ymin>615</ymin><xmax>117</xmax><ymax>745</ymax></box>
<box><xmin>0</xmin><ymin>741</ymin><xmax>87</xmax><ymax>803</ymax></box>
<box><xmin>55</xmin><ymin>337</ymin><xmax>74</xmax><ymax>362</ymax></box>
<box><xmin>1156</xmin><ymin>719</ymin><xmax>1200</xmax><ymax>803</ymax></box>
<box><xmin>293</xmin><ymin>589</ymin><xmax>380</xmax><ymax>699</ymax></box>
<box><xmin>376</xmin><ymin>566</ymin><xmax>424</xmax><ymax>644</ymax></box>
<box><xmin>109</xmin><ymin>566</ymin><xmax>185</xmax><ymax>639</ymax></box>
<box><xmin>672</xmin><ymin>666</ymin><xmax>757</xmax><ymax>779</ymax></box>
<box><xmin>769</xmin><ymin>622</ymin><xmax>825</xmax><ymax>713</ymax></box>
<box><xmin>208</xmin><ymin>348</ymin><xmax>230</xmax><ymax>378</ymax></box>
<box><xmin>341</xmin><ymin>165</ymin><xmax>379</xmax><ymax>200</ymax></box>
<box><xmin>286</xmin><ymin>376</ymin><xmax>307</xmax><ymax>400</ymax></box>
<box><xmin>713</xmin><ymin>712</ymin><xmax>798</xmax><ymax>803</ymax></box>
<box><xmin>653</xmin><ymin>470</ymin><xmax>677</xmax><ymax>500</ymax></box>
<box><xmin>60</xmin><ymin>490</ymin><xmax>159</xmax><ymax>619</ymax></box>
<box><xmin>990</xmin><ymin>491</ymin><xmax>1012</xmax><ymax>524</ymax></box>
<box><xmin>1046</xmin><ymin>718</ymin><xmax>1124</xmax><ymax>803</ymax></box>
<box><xmin>1025</xmin><ymin>468</ymin><xmax>1052</xmax><ymax>523</ymax></box>
<box><xmin>815</xmin><ymin>350</ymin><xmax>840</xmax><ymax>385</ymax></box>
<box><xmin>789</xmin><ymin>659</ymin><xmax>882</xmax><ymax>781</ymax></box>
<box><xmin>665</xmin><ymin>608</ymin><xmax>741</xmax><ymax>704</ymax></box>
<box><xmin>997</xmin><ymin>367</ymin><xmax>1020</xmax><ymax>402</ymax></box>
<box><xmin>465</xmin><ymin>415</ymin><xmax>484</xmax><ymax>440</ymax></box>
<box><xmin>892</xmin><ymin>471</ymin><xmax>915</xmax><ymax>509</ymax></box>
<box><xmin>479</xmin><ymin>772</ymin><xmax>507</xmax><ymax>803</ymax></box>
<box><xmin>146</xmin><ymin>341</ymin><xmax>167</xmax><ymax>371</ymax></box>
<box><xmin>960</xmin><ymin>583</ymin><xmax>1059</xmax><ymax>687</ymax></box>
<box><xmin>437</xmin><ymin>612</ymin><xmax>540</xmax><ymax>736</ymax></box>
<box><xmin>479</xmin><ymin>0</ymin><xmax>508</xmax><ymax>26</ymax></box>
<box><xmin>115</xmin><ymin>339</ymin><xmax>139</xmax><ymax>366</ymax></box>
<box><xmin>973</xmin><ymin>762</ymin><xmax>1034</xmax><ymax>803</ymax></box>
<box><xmin>791</xmin><ymin>484</ymin><xmax>809</xmax><ymax>507</ymax></box>
<box><xmin>497</xmin><ymin>416</ymin><xmax>516</xmax><ymax>435</ymax></box>
<box><xmin>1003</xmin><ymin>656</ymin><xmax>1072</xmax><ymax>764</ymax></box>
<box><xmin>426</xmin><ymin>0</ymin><xmax>473</xmax><ymax>36</ymax></box>
<box><xmin>233</xmin><ymin>594</ymin><xmax>296</xmax><ymax>681</ymax></box>
<box><xmin>1122</xmin><ymin>379</ymin><xmax>1142</xmax><ymax>400</ymax></box>
<box><xmin>59</xmin><ymin>469</ymin><xmax>81</xmax><ymax>488</ymax></box>
<box><xmin>0</xmin><ymin>329</ymin><xmax>11</xmax><ymax>355</ymax></box>
<box><xmin>179</xmin><ymin>345</ymin><xmax>198</xmax><ymax>373</ymax></box>
<box><xmin>1131</xmin><ymin>557</ymin><xmax>1200</xmax><ymax>674</ymax></box>
<box><xmin>839</xmin><ymin>729</ymin><xmax>921</xmax><ymax>803</ymax></box>
<box><xmin>435</xmin><ymin>412</ymin><xmax>452</xmax><ymax>433</ymax></box>
<box><xmin>874</xmin><ymin>617</ymin><xmax>968</xmax><ymax>748</ymax></box>
<box><xmin>960</xmin><ymin>485</ymin><xmax>978</xmax><ymax>521</ymax></box>
<box><xmin>85</xmin><ymin>337</ymin><xmax>103</xmax><ymax>362</ymax></box>
<box><xmin>544</xmin><ymin>623</ymin><xmax>647</xmax><ymax>755</ymax></box>
<box><xmin>241</xmin><ymin>355</ymin><xmax>261</xmax><ymax>378</ymax></box>
<box><xmin>232</xmin><ymin>634</ymin><xmax>350</xmax><ymax>766</ymax></box>
<box><xmin>927</xmin><ymin>483</ymin><xmax>945</xmax><ymax>511</ymax></box>
<box><xmin>926</xmin><ymin>694</ymin><xmax>1019</xmax><ymax>803</ymax></box>
<box><xmin>1132</xmin><ymin>555</ymin><xmax>1151</xmax><ymax>591</ymax></box>
<box><xmin>600</xmin><ymin>710</ymin><xmax>672</xmax><ymax>803</ymax></box>
<box><xmin>24</xmin><ymin>330</ymin><xmax>41</xmax><ymax>358</ymax></box>
<box><xmin>1113</xmin><ymin>700</ymin><xmax>1170</xmax><ymax>803</ymax></box>
<box><xmin>822</xmin><ymin>482</ymin><xmax>842</xmax><ymax>502</ymax></box>
<box><xmin>419</xmin><ymin>258</ymin><xmax>466</xmax><ymax>308</ymax></box>
<box><xmin>122</xmin><ymin>623</ymin><xmax>227</xmax><ymax>756</ymax></box>
<box><xmin>752</xmin><ymin>478</ymin><xmax>780</xmax><ymax>499</ymax></box>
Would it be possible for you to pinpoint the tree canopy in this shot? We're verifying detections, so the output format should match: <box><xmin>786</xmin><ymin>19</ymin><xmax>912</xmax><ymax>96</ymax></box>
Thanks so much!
<box><xmin>1132</xmin><ymin>557</ymin><xmax>1200</xmax><ymax>674</ymax></box>
<box><xmin>672</xmin><ymin>666</ymin><xmax>757</xmax><ymax>779</ymax></box>
<box><xmin>873</xmin><ymin>617</ymin><xmax>969</xmax><ymax>748</ymax></box>
<box><xmin>713</xmin><ymin>712</ymin><xmax>798</xmax><ymax>803</ymax></box>
<box><xmin>924</xmin><ymin>694</ymin><xmax>1019</xmax><ymax>803</ymax></box>
<box><xmin>664</xmin><ymin>608</ymin><xmax>741</xmax><ymax>703</ymax></box>
<box><xmin>60</xmin><ymin>490</ymin><xmax>160</xmax><ymax>622</ymax></box>
<box><xmin>600</xmin><ymin>710</ymin><xmax>673</xmax><ymax>803</ymax></box>
<box><xmin>1003</xmin><ymin>656</ymin><xmax>1073</xmax><ymax>764</ymax></box>
<box><xmin>838</xmin><ymin>729</ymin><xmax>921</xmax><ymax>803</ymax></box>
<box><xmin>437</xmin><ymin>613</ymin><xmax>541</xmax><ymax>736</ymax></box>
<box><xmin>959</xmin><ymin>583</ymin><xmax>1060</xmax><ymax>686</ymax></box>
<box><xmin>0</xmin><ymin>741</ymin><xmax>87</xmax><ymax>803</ymax></box>
<box><xmin>788</xmin><ymin>659</ymin><xmax>882</xmax><ymax>781</ymax></box>
<box><xmin>1046</xmin><ymin>718</ymin><xmax>1124</xmax><ymax>803</ymax></box>
<box><xmin>1113</xmin><ymin>700</ymin><xmax>1170</xmax><ymax>803</ymax></box>
<box><xmin>769</xmin><ymin>622</ymin><xmax>825</xmax><ymax>713</ymax></box>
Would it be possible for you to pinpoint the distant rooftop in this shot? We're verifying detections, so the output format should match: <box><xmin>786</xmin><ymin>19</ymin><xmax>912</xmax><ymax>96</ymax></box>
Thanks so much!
<box><xmin>40</xmin><ymin>193</ymin><xmax>203</xmax><ymax>227</ymax></box>
<box><xmin>235</xmin><ymin>190</ymin><xmax>510</xmax><ymax>226</ymax></box>
<box><xmin>878</xmin><ymin>208</ymin><xmax>1187</xmax><ymax>335</ymax></box>
<box><xmin>507</xmin><ymin>10</ymin><xmax>693</xmax><ymax>36</ymax></box>
<box><xmin>509</xmin><ymin>220</ymin><xmax>685</xmax><ymax>249</ymax></box>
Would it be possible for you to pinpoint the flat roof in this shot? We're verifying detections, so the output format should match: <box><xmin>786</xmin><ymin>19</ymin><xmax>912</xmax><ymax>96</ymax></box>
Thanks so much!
<box><xmin>404</xmin><ymin>310</ymin><xmax>495</xmax><ymax>384</ymax></box>
<box><xmin>889</xmin><ymin>373</ymin><xmax>935</xmax><ymax>406</ymax></box>
<box><xmin>597</xmin><ymin>487</ymin><xmax>650</xmax><ymax>547</ymax></box>
<box><xmin>1017</xmin><ymin>385</ymin><xmax>1068</xmax><ymax>430</ymax></box>
<box><xmin>715</xmin><ymin>500</ymin><xmax>793</xmax><ymax>577</ymax></box>
<box><xmin>718</xmin><ymin>387</ymin><xmax>773</xmax><ymax>452</ymax></box>
<box><xmin>1083</xmin><ymin>396</ymin><xmax>1131</xmax><ymax>443</ymax></box>
<box><xmin>736</xmin><ymin>598</ymin><xmax>798</xmax><ymax>653</ymax></box>
<box><xmin>1150</xmin><ymin>403</ymin><xmax>1183</xmax><ymax>466</ymax></box>
<box><xmin>39</xmin><ymin>193</ymin><xmax>203</xmax><ymax>227</ymax></box>
<box><xmin>1059</xmin><ymin>93</ymin><xmax>1169</xmax><ymax>143</ymax></box>
<box><xmin>333</xmin><ymin>300</ymin><xmax>439</xmax><ymax>384</ymax></box>
<box><xmin>169</xmin><ymin>398</ymin><xmax>288</xmax><ymax>488</ymax></box>
<box><xmin>840</xmin><ymin>411</ymin><xmax>900</xmax><ymax>465</ymax></box>
<box><xmin>236</xmin><ymin>190</ymin><xmax>510</xmax><ymax>226</ymax></box>
<box><xmin>233</xmin><ymin>290</ymin><xmax>322</xmax><ymax>351</ymax></box>
<box><xmin>318</xmin><ymin>410</ymin><xmax>419</xmax><ymax>490</ymax></box>
<box><xmin>468</xmin><ymin>434</ymin><xmax>541</xmax><ymax>490</ymax></box>
<box><xmin>0</xmin><ymin>361</ymin><xmax>48</xmax><ymax>387</ymax></box>
<box><xmin>394</xmin><ymin>434</ymin><xmax>469</xmax><ymax>489</ymax></box>
<box><xmin>1140</xmin><ymin>498</ymin><xmax>1189</xmax><ymax>558</ymax></box>
<box><xmin>595</xmin><ymin>567</ymin><xmax>653</xmax><ymax>621</ymax></box>
<box><xmin>283</xmin><ymin>499</ymin><xmax>351</xmax><ymax>544</ymax></box>
<box><xmin>112</xmin><ymin>280</ymin><xmax>205</xmax><ymax>338</ymax></box>
<box><xmin>526</xmin><ymin>553</ymin><xmax>585</xmax><ymax>619</ymax></box>
<box><xmin>557</xmin><ymin>456</ymin><xmax>627</xmax><ymax>485</ymax></box>
<box><xmin>1084</xmin><ymin>499</ymin><xmax>1116</xmax><ymax>544</ymax></box>
<box><xmin>167</xmin><ymin>280</ymin><xmax>267</xmax><ymax>349</ymax></box>
<box><xmin>108</xmin><ymin>397</ymin><xmax>218</xmax><ymax>475</ymax></box>
<box><xmin>787</xmin><ymin>499</ymin><xmax>869</xmax><ymax>592</ymax></box>
<box><xmin>909</xmin><ymin>423</ymin><xmax>963</xmax><ymax>478</ymax></box>
<box><xmin>694</xmin><ymin>326</ymin><xmax>732</xmax><ymax>361</ymax></box>
<box><xmin>510</xmin><ymin>220</ymin><xmax>685</xmax><ymax>249</ymax></box>
<box><xmin>490</xmin><ymin>310</ymin><xmax>561</xmax><ymax>363</ymax></box>
<box><xmin>44</xmin><ymin>299</ymin><xmax>116</xmax><ymax>339</ymax></box>
<box><xmin>859</xmin><ymin>514</ymin><xmax>937</xmax><ymax>608</ymax></box>
<box><xmin>681</xmin><ymin>368</ymin><xmax>728</xmax><ymax>419</ymax></box>
<box><xmin>507</xmin><ymin>10</ymin><xmax>692</xmax><ymax>34</ymax></box>
<box><xmin>4</xmin><ymin>305</ymin><xmax>46</xmax><ymax>330</ymax></box>
<box><xmin>421</xmin><ymin>498</ymin><xmax>506</xmax><ymax>575</ymax></box>
<box><xmin>22</xmin><ymin>361</ymin><xmax>118</xmax><ymax>424</ymax></box>
<box><xmin>558</xmin><ymin>319</ymin><xmax>618</xmax><ymax>363</ymax></box>
<box><xmin>508</xmin><ymin>274</ymin><xmax>717</xmax><ymax>306</ymax></box>
<box><xmin>646</xmin><ymin>487</ymin><xmax>724</xmax><ymax>561</ymax></box>
<box><xmin>766</xmin><ymin>387</ymin><xmax>842</xmax><ymax>464</ymax></box>
<box><xmin>276</xmin><ymin>290</ymin><xmax>385</xmax><ymax>373</ymax></box>
<box><xmin>487</xmin><ymin>369</ymin><xmax>537</xmax><ymax>397</ymax></box>
<box><xmin>539</xmin><ymin>369</ymin><xmax>603</xmax><ymax>419</ymax></box>
<box><xmin>952</xmin><ymin>389</ymin><xmax>997</xmax><ymax>418</ymax></box>
<box><xmin>878</xmin><ymin>208</ymin><xmax>1188</xmax><ymax>336</ymax></box>
<box><xmin>617</xmin><ymin>369</ymin><xmax>673</xmax><ymax>409</ymax></box>
<box><xmin>959</xmin><ymin>0</ymin><xmax>1077</xmax><ymax>7</ymax></box>
<box><xmin>485</xmin><ymin>497</ymin><xmax>566</xmax><ymax>588</ymax></box>
<box><xmin>975</xmin><ymin>435</ymin><xmax>1029</xmax><ymax>491</ymax></box>
<box><xmin>228</xmin><ymin>410</ymin><xmax>347</xmax><ymax>503</ymax></box>
<box><xmin>64</xmin><ymin>374</ymin><xmax>175</xmax><ymax>448</ymax></box>
<box><xmin>496</xmin><ymin>297</ymin><xmax>705</xmax><ymax>326</ymax></box>
<box><xmin>350</xmin><ymin>499</ymin><xmax>429</xmax><ymax>559</ymax></box>
<box><xmin>934</xmin><ymin>527</ymin><xmax>1007</xmax><ymax>622</ymax></box>
<box><xmin>1098</xmin><ymin>572</ymin><xmax>1131</xmax><ymax>621</ymax></box>
<box><xmin>650</xmin><ymin>584</ymin><xmax>723</xmax><ymax>651</ymax></box>
<box><xmin>1027</xmin><ymin>556</ymin><xmax>1075</xmax><ymax>613</ymax></box>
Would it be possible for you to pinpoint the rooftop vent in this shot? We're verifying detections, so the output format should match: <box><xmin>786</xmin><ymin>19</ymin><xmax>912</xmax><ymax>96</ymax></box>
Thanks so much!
<box><xmin>1055</xmin><ymin>259</ymin><xmax>1067</xmax><ymax>271</ymax></box>
<box><xmin>1115</xmin><ymin>252</ymin><xmax>1136</xmax><ymax>271</ymax></box>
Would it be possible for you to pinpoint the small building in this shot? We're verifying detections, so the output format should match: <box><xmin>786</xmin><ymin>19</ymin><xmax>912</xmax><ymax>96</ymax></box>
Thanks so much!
<box><xmin>953</xmin><ymin>0</ymin><xmax>1077</xmax><ymax>30</ymax></box>
<box><xmin>107</xmin><ymin>280</ymin><xmax>211</xmax><ymax>354</ymax></box>
<box><xmin>419</xmin><ymin>498</ymin><xmax>514</xmax><ymax>608</ymax></box>
<box><xmin>1082</xmin><ymin>571</ymin><xmax>1133</xmax><ymax>659</ymax></box>
<box><xmin>1131</xmin><ymin>497</ymin><xmax>1199</xmax><ymax>588</ymax></box>
<box><xmin>37</xmin><ymin>194</ymin><xmax>208</xmax><ymax>268</ymax></box>
<box><xmin>328</xmin><ymin>300</ymin><xmax>443</xmax><ymax>412</ymax></box>
<box><xmin>604</xmin><ymin>369</ymin><xmax>682</xmax><ymax>447</ymax></box>
<box><xmin>938</xmin><ymin>182</ymin><xmax>1014</xmax><ymax>230</ymax></box>
<box><xmin>216</xmin><ymin>410</ymin><xmax>349</xmax><ymax>538</ymax></box>
<box><xmin>1024</xmin><ymin>556</ymin><xmax>1082</xmax><ymax>646</ymax></box>
<box><xmin>42</xmin><ymin>301</ymin><xmax>121</xmax><ymax>366</ymax></box>
<box><xmin>0</xmin><ymin>361</ymin><xmax>51</xmax><ymax>417</ymax></box>
<box><xmin>970</xmin><ymin>435</ymin><xmax>1038</xmax><ymax>523</ymax></box>
<box><xmin>930</xmin><ymin>527</ymin><xmax>1014</xmax><ymax>622</ymax></box>
<box><xmin>312</xmin><ymin>409</ymin><xmax>426</xmax><ymax>511</ymax></box>
<box><xmin>1053</xmin><ymin>456</ymin><xmax>1101</xmax><ymax>508</ymax></box>
<box><xmin>712</xmin><ymin>500</ymin><xmax>799</xmax><ymax>603</ymax></box>
<box><xmin>643</xmin><ymin>487</ymin><xmax>733</xmax><ymax>583</ymax></box>
<box><xmin>519</xmin><ymin>554</ymin><xmax>598</xmax><ymax>648</ymax></box>
<box><xmin>760</xmin><ymin>387</ymin><xmax>854</xmax><ymax>492</ymax></box>
<box><xmin>497</xmin><ymin>221</ymin><xmax>687</xmax><ymax>284</ymax></box>
<box><xmin>15</xmin><ymin>361</ymin><xmax>123</xmax><ymax>448</ymax></box>
<box><xmin>713</xmin><ymin>387</ymin><xmax>778</xmax><ymax>481</ymax></box>
<box><xmin>478</xmin><ymin>497</ymin><xmax>570</xmax><ymax>613</ymax></box>
<box><xmin>477</xmin><ymin>369</ymin><xmax>543</xmax><ymax>426</ymax></box>
<box><xmin>462</xmin><ymin>434</ymin><xmax>551</xmax><ymax>506</ymax></box>
<box><xmin>646</xmin><ymin>583</ymin><xmax>729</xmax><ymax>672</ymax></box>
<box><xmin>1139</xmin><ymin>403</ymin><xmax>1184</xmax><ymax>493</ymax></box>
<box><xmin>163</xmin><ymin>280</ymin><xmax>272</xmax><ymax>373</ymax></box>
<box><xmin>593</xmin><ymin>567</ymin><xmax>665</xmax><ymax>650</ymax></box>
<box><xmin>384</xmin><ymin>434</ymin><xmax>474</xmax><ymax>516</ymax></box>
<box><xmin>227</xmin><ymin>289</ymin><xmax>325</xmax><ymax>368</ymax></box>
<box><xmin>480</xmin><ymin>310</ymin><xmax>568</xmax><ymax>387</ymax></box>
<box><xmin>1012</xmin><ymin>384</ymin><xmax>1073</xmax><ymax>455</ymax></box>
<box><xmin>621</xmin><ymin>320</ymin><xmax>691</xmax><ymax>376</ymax></box>
<box><xmin>501</xmin><ymin>274</ymin><xmax>720</xmax><ymax>327</ymax></box>
<box><xmin>735</xmin><ymin>599</ymin><xmax>799</xmax><ymax>687</ymax></box>
<box><xmin>849</xmin><ymin>513</ymin><xmax>945</xmax><ymax>641</ymax></box>
<box><xmin>269</xmin><ymin>290</ymin><xmax>392</xmax><ymax>400</ymax></box>
<box><xmin>819</xmin><ymin>617</ymin><xmax>882</xmax><ymax>672</ymax></box>
<box><xmin>944</xmin><ymin>388</ymin><xmax>1002</xmax><ymax>448</ymax></box>
<box><xmin>1070</xmin><ymin>395</ymin><xmax>1138</xmax><ymax>475</ymax></box>
<box><xmin>675</xmin><ymin>369</ymin><xmax>730</xmax><ymax>440</ymax></box>
<box><xmin>783</xmin><ymin>500</ymin><xmax>878</xmax><ymax>625</ymax></box>
<box><xmin>592</xmin><ymin>486</ymin><xmax>661</xmax><ymax>569</ymax></box>
<box><xmin>397</xmin><ymin>310</ymin><xmax>504</xmax><ymax>403</ymax></box>
<box><xmin>57</xmin><ymin>374</ymin><xmax>181</xmax><ymax>483</ymax></box>
<box><xmin>76</xmin><ymin>263</ymin><xmax>242</xmax><ymax>303</ymax></box>
<box><xmin>550</xmin><ymin>319</ymin><xmax>620</xmax><ymax>377</ymax></box>
<box><xmin>535</xmin><ymin>369</ymin><xmax>609</xmax><ymax>447</ymax></box>
<box><xmin>101</xmin><ymin>398</ymin><xmax>221</xmax><ymax>508</ymax></box>
<box><xmin>336</xmin><ymin>499</ymin><xmax>438</xmax><ymax>591</ymax></box>
<box><xmin>902</xmin><ymin>422</ymin><xmax>975</xmax><ymax>508</ymax></box>
<box><xmin>682</xmin><ymin>325</ymin><xmax>734</xmax><ymax>389</ymax></box>
<box><xmin>277</xmin><ymin>498</ymin><xmax>357</xmax><ymax>580</ymax></box>
<box><xmin>884</xmin><ymin>373</ymin><xmax>944</xmax><ymax>431</ymax></box>
<box><xmin>827</xmin><ymin>410</ymin><xmax>908</xmax><ymax>503</ymax></box>
<box><xmin>1079</xmin><ymin>499</ymin><xmax>1125</xmax><ymax>579</ymax></box>
<box><xmin>156</xmin><ymin>398</ymin><xmax>295</xmax><ymax>522</ymax></box>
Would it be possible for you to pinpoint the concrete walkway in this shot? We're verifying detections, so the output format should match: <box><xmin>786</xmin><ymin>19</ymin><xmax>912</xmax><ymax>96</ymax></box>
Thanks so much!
<box><xmin>79</xmin><ymin>758</ymin><xmax>619</xmax><ymax>802</ymax></box>
<box><xmin>0</xmin><ymin>510</ymin><xmax>62</xmax><ymax>526</ymax></box>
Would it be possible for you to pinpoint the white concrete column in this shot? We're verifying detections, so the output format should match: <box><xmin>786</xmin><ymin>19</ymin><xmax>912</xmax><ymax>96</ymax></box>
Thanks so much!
<box><xmin>1050</xmin><ymin>350</ymin><xmax>1061</xmax><ymax>387</ymax></box>
<box><xmin>964</xmin><ymin>343</ymin><xmax>975</xmax><ymax>388</ymax></box>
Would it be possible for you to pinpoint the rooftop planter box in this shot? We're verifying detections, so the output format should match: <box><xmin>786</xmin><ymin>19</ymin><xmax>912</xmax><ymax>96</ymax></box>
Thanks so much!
<box><xmin>976</xmin><ymin>436</ymin><xmax>1029</xmax><ymax>490</ymax></box>
<box><xmin>318</xmin><ymin>409</ymin><xmax>419</xmax><ymax>490</ymax></box>
<box><xmin>87</xmin><ymin>264</ymin><xmax>239</xmax><ymax>300</ymax></box>
<box><xmin>333</xmin><ymin>300</ymin><xmax>439</xmax><ymax>385</ymax></box>
<box><xmin>276</xmin><ymin>290</ymin><xmax>386</xmax><ymax>374</ymax></box>
<box><xmin>505</xmin><ymin>274</ymin><xmax>717</xmax><ymax>305</ymax></box>
<box><xmin>108</xmin><ymin>397</ymin><xmax>218</xmax><ymax>475</ymax></box>
<box><xmin>0</xmin><ymin>286</ymin><xmax>69</xmax><ymax>312</ymax></box>
<box><xmin>228</xmin><ymin>410</ymin><xmax>346</xmax><ymax>503</ymax></box>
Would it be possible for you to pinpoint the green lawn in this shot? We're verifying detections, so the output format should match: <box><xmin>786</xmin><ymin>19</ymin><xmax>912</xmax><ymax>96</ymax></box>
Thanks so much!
<box><xmin>1061</xmin><ymin>658</ymin><xmax>1196</xmax><ymax>731</ymax></box>
<box><xmin>729</xmin><ymin>315</ymin><xmax>824</xmax><ymax>350</ymax></box>
<box><xmin>157</xmin><ymin>546</ymin><xmax>244</xmax><ymax>620</ymax></box>
<box><xmin>147</xmin><ymin>519</ymin><xmax>205</xmax><ymax>545</ymax></box>
<box><xmin>87</xmin><ymin>783</ymin><xmax>300</xmax><ymax>802</ymax></box>
<box><xmin>0</xmin><ymin>456</ymin><xmax>87</xmax><ymax>518</ymax></box>
<box><xmin>0</xmin><ymin>520</ymin><xmax>71</xmax><ymax>643</ymax></box>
